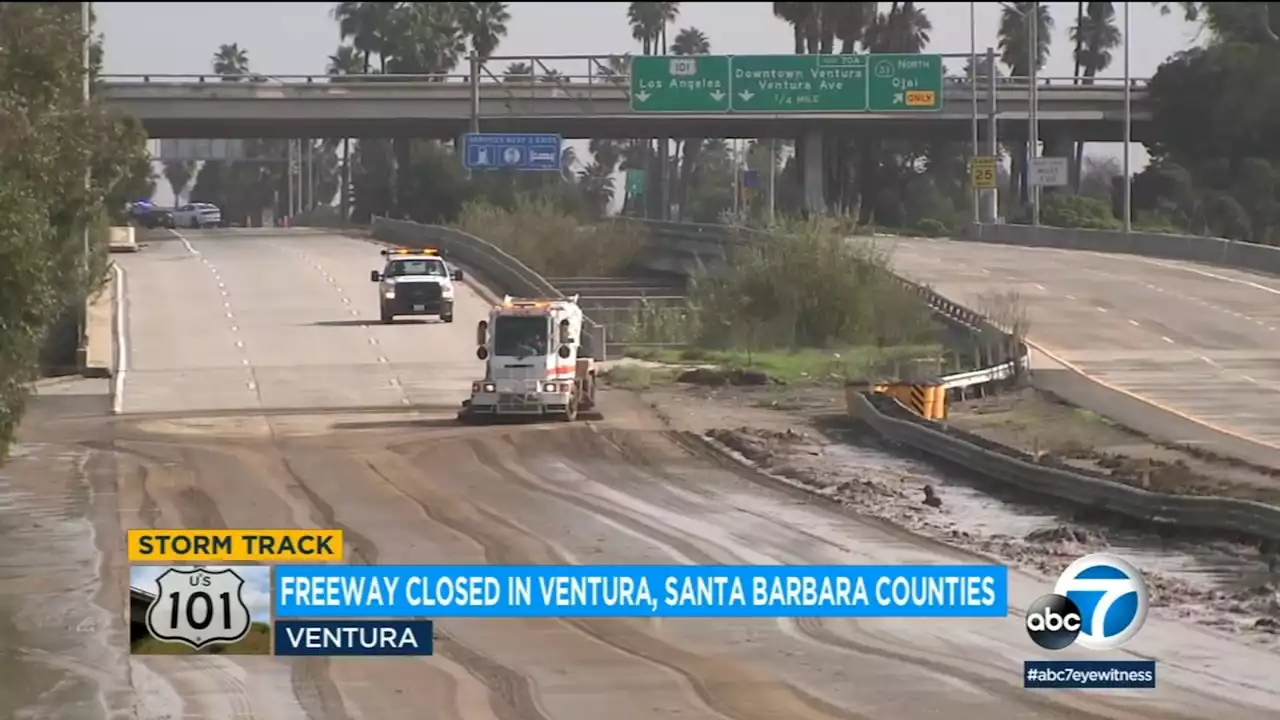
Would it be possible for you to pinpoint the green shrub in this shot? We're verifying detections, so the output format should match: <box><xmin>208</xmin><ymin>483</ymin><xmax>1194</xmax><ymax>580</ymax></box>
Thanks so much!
<box><xmin>688</xmin><ymin>216</ymin><xmax>938</xmax><ymax>353</ymax></box>
<box><xmin>454</xmin><ymin>197</ymin><xmax>646</xmax><ymax>277</ymax></box>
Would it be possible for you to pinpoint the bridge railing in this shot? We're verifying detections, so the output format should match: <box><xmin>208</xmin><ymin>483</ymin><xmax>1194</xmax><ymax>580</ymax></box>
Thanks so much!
<box><xmin>618</xmin><ymin>218</ymin><xmax>1028</xmax><ymax>393</ymax></box>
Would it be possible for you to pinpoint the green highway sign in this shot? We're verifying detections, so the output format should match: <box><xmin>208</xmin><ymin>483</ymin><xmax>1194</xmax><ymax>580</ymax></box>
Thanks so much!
<box><xmin>630</xmin><ymin>55</ymin><xmax>731</xmax><ymax>112</ymax></box>
<box><xmin>868</xmin><ymin>53</ymin><xmax>944</xmax><ymax>112</ymax></box>
<box><xmin>730</xmin><ymin>55</ymin><xmax>867</xmax><ymax>112</ymax></box>
<box><xmin>628</xmin><ymin>53</ymin><xmax>944</xmax><ymax>114</ymax></box>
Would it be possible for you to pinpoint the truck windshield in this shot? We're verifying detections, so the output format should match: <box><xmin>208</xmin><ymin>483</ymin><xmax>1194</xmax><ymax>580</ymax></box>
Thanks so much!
<box><xmin>493</xmin><ymin>316</ymin><xmax>549</xmax><ymax>358</ymax></box>
<box><xmin>385</xmin><ymin>259</ymin><xmax>446</xmax><ymax>277</ymax></box>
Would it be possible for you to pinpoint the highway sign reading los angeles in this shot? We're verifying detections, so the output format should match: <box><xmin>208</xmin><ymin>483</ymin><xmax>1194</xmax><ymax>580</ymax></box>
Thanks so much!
<box><xmin>630</xmin><ymin>53</ymin><xmax>943</xmax><ymax>113</ymax></box>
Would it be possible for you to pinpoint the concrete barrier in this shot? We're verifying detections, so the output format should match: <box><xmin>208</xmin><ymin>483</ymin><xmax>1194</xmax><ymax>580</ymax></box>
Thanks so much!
<box><xmin>962</xmin><ymin>223</ymin><xmax>1280</xmax><ymax>276</ymax></box>
<box><xmin>851</xmin><ymin>390</ymin><xmax>1280</xmax><ymax>543</ymax></box>
<box><xmin>82</xmin><ymin>267</ymin><xmax>117</xmax><ymax>379</ymax></box>
<box><xmin>108</xmin><ymin>226</ymin><xmax>139</xmax><ymax>253</ymax></box>
<box><xmin>369</xmin><ymin>217</ymin><xmax>608</xmax><ymax>360</ymax></box>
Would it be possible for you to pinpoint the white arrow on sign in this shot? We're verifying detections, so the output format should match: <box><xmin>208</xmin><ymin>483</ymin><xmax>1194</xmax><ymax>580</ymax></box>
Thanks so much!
<box><xmin>634</xmin><ymin>90</ymin><xmax>651</xmax><ymax>102</ymax></box>
<box><xmin>893</xmin><ymin>92</ymin><xmax>904</xmax><ymax>105</ymax></box>
<box><xmin>738</xmin><ymin>90</ymin><xmax>755</xmax><ymax>102</ymax></box>
<box><xmin>710</xmin><ymin>90</ymin><xmax>725</xmax><ymax>101</ymax></box>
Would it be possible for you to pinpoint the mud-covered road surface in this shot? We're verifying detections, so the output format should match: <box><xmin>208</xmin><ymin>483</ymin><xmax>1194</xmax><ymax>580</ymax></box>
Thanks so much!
<box><xmin>3</xmin><ymin>229</ymin><xmax>1280</xmax><ymax>720</ymax></box>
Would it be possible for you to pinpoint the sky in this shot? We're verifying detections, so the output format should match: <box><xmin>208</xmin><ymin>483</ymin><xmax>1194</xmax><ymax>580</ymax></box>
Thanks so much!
<box><xmin>130</xmin><ymin>565</ymin><xmax>272</xmax><ymax>624</ymax></box>
<box><xmin>97</xmin><ymin>2</ymin><xmax>1208</xmax><ymax>204</ymax></box>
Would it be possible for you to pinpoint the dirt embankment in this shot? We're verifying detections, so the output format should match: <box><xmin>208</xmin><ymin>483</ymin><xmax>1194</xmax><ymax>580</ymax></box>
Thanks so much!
<box><xmin>603</xmin><ymin>373</ymin><xmax>1280</xmax><ymax>645</ymax></box>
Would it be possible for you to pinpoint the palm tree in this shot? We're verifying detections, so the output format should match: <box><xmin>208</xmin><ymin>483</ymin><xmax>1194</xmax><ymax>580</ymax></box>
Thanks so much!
<box><xmin>1070</xmin><ymin>3</ymin><xmax>1121</xmax><ymax>189</ymax></box>
<box><xmin>332</xmin><ymin>1</ymin><xmax>395</xmax><ymax>73</ymax></box>
<box><xmin>671</xmin><ymin>27</ymin><xmax>711</xmax><ymax>218</ymax></box>
<box><xmin>212</xmin><ymin>43</ymin><xmax>249</xmax><ymax>79</ymax></box>
<box><xmin>502</xmin><ymin>61</ymin><xmax>533</xmax><ymax>82</ymax></box>
<box><xmin>460</xmin><ymin>2</ymin><xmax>510</xmax><ymax>61</ymax></box>
<box><xmin>998</xmin><ymin>2</ymin><xmax>1054</xmax><ymax>206</ymax></box>
<box><xmin>327</xmin><ymin>45</ymin><xmax>364</xmax><ymax>79</ymax></box>
<box><xmin>163</xmin><ymin>160</ymin><xmax>196</xmax><ymax>204</ymax></box>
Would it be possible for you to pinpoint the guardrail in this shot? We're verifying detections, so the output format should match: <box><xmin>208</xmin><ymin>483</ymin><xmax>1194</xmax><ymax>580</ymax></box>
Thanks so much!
<box><xmin>621</xmin><ymin>218</ymin><xmax>1027</xmax><ymax>394</ymax></box>
<box><xmin>369</xmin><ymin>217</ymin><xmax>608</xmax><ymax>360</ymax></box>
<box><xmin>963</xmin><ymin>223</ymin><xmax>1280</xmax><ymax>276</ymax></box>
<box><xmin>850</xmin><ymin>390</ymin><xmax>1280</xmax><ymax>543</ymax></box>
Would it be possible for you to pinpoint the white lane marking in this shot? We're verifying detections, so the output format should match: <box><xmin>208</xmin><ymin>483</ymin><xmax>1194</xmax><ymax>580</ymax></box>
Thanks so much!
<box><xmin>1127</xmin><ymin>319</ymin><xmax>1139</xmax><ymax>326</ymax></box>
<box><xmin>177</xmin><ymin>233</ymin><xmax>198</xmax><ymax>255</ymax></box>
<box><xmin>1199</xmin><ymin>356</ymin><xmax>1219</xmax><ymax>367</ymax></box>
<box><xmin>1133</xmin><ymin>256</ymin><xmax>1280</xmax><ymax>298</ymax></box>
<box><xmin>1162</xmin><ymin>336</ymin><xmax>1175</xmax><ymax>344</ymax></box>
<box><xmin>111</xmin><ymin>263</ymin><xmax>127</xmax><ymax>415</ymax></box>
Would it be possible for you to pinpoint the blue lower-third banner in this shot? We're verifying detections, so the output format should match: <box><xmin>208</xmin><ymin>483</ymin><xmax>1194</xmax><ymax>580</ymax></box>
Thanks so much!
<box><xmin>274</xmin><ymin>620</ymin><xmax>435</xmax><ymax>656</ymax></box>
<box><xmin>1024</xmin><ymin>661</ymin><xmax>1156</xmax><ymax>689</ymax></box>
<box><xmin>273</xmin><ymin>564</ymin><xmax>1008</xmax><ymax>618</ymax></box>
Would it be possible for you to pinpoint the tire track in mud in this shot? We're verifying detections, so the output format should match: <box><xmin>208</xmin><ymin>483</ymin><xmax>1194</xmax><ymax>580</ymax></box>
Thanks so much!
<box><xmin>486</xmin><ymin>428</ymin><xmax>1162</xmax><ymax>720</ymax></box>
<box><xmin>117</xmin><ymin>438</ymin><xmax>256</xmax><ymax>720</ymax></box>
<box><xmin>359</xmin><ymin>457</ymin><xmax>558</xmax><ymax>720</ymax></box>
<box><xmin>276</xmin><ymin>452</ymin><xmax>370</xmax><ymax>720</ymax></box>
<box><xmin>452</xmin><ymin>436</ymin><xmax>872</xmax><ymax>720</ymax></box>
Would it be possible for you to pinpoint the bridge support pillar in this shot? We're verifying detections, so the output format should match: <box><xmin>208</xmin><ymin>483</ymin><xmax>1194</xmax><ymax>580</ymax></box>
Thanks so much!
<box><xmin>802</xmin><ymin>129</ymin><xmax>826</xmax><ymax>215</ymax></box>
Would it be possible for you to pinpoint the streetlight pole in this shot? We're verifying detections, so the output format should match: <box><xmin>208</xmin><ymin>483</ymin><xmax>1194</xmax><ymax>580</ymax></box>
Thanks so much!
<box><xmin>1029</xmin><ymin>2</ymin><xmax>1041</xmax><ymax>226</ymax></box>
<box><xmin>1123</xmin><ymin>1</ymin><xmax>1132</xmax><ymax>233</ymax></box>
<box><xmin>969</xmin><ymin>1</ymin><xmax>980</xmax><ymax>224</ymax></box>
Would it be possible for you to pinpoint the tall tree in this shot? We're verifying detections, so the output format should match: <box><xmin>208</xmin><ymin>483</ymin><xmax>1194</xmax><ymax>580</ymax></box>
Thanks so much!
<box><xmin>1070</xmin><ymin>3</ymin><xmax>1122</xmax><ymax>189</ymax></box>
<box><xmin>998</xmin><ymin>2</ymin><xmax>1054</xmax><ymax>207</ymax></box>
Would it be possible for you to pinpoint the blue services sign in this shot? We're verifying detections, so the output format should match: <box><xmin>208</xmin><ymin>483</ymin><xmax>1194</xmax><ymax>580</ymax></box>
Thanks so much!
<box><xmin>274</xmin><ymin>564</ymin><xmax>1009</xmax><ymax>618</ymax></box>
<box><xmin>463</xmin><ymin>133</ymin><xmax>562</xmax><ymax>171</ymax></box>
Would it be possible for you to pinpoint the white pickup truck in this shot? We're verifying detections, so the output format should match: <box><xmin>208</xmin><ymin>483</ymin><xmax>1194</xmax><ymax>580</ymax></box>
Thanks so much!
<box><xmin>172</xmin><ymin>202</ymin><xmax>223</xmax><ymax>229</ymax></box>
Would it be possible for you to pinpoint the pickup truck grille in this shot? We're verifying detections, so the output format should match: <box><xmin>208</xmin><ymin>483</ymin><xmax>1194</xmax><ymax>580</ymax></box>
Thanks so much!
<box><xmin>398</xmin><ymin>283</ymin><xmax>441</xmax><ymax>302</ymax></box>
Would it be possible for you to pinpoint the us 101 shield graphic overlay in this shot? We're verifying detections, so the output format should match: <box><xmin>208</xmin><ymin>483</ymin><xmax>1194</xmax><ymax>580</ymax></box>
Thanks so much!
<box><xmin>143</xmin><ymin>567</ymin><xmax>253</xmax><ymax>650</ymax></box>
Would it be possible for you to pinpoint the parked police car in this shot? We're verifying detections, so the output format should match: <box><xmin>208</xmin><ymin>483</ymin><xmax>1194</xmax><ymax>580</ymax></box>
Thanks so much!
<box><xmin>370</xmin><ymin>248</ymin><xmax>463</xmax><ymax>324</ymax></box>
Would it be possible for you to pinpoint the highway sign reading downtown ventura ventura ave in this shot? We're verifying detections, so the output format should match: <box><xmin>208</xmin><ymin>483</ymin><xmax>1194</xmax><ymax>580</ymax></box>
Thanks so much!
<box><xmin>630</xmin><ymin>54</ymin><xmax>943</xmax><ymax>113</ymax></box>
<box><xmin>462</xmin><ymin>133</ymin><xmax>562</xmax><ymax>171</ymax></box>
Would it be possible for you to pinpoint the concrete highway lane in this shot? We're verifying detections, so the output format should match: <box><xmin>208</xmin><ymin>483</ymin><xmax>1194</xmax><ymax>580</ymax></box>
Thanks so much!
<box><xmin>888</xmin><ymin>238</ymin><xmax>1280</xmax><ymax>456</ymax></box>
<box><xmin>4</xmin><ymin>228</ymin><xmax>1280</xmax><ymax>719</ymax></box>
<box><xmin>114</xmin><ymin>228</ymin><xmax>486</xmax><ymax>414</ymax></box>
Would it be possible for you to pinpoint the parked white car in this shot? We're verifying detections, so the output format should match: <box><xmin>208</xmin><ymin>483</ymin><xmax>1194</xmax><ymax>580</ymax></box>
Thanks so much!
<box><xmin>172</xmin><ymin>202</ymin><xmax>223</xmax><ymax>229</ymax></box>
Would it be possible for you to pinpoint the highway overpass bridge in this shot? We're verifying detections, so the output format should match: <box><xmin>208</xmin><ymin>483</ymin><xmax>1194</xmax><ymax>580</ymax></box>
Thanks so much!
<box><xmin>98</xmin><ymin>54</ymin><xmax>1152</xmax><ymax>142</ymax></box>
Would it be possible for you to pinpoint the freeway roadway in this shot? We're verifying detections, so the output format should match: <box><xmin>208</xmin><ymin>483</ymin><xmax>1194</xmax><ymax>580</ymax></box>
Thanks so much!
<box><xmin>889</xmin><ymin>238</ymin><xmax>1280</xmax><ymax>466</ymax></box>
<box><xmin>2</xmin><ymin>228</ymin><xmax>1279</xmax><ymax>719</ymax></box>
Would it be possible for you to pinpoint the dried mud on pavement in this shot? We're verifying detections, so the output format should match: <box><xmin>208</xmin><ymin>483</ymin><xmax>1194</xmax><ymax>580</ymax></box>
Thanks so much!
<box><xmin>624</xmin><ymin>380</ymin><xmax>1280</xmax><ymax>648</ymax></box>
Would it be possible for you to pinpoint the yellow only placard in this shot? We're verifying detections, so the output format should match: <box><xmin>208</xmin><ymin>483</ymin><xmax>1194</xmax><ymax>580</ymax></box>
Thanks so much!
<box><xmin>127</xmin><ymin>529</ymin><xmax>344</xmax><ymax>562</ymax></box>
<box><xmin>970</xmin><ymin>156</ymin><xmax>998</xmax><ymax>190</ymax></box>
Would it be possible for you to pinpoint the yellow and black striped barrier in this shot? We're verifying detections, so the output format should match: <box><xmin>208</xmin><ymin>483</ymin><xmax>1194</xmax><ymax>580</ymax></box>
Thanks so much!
<box><xmin>846</xmin><ymin>381</ymin><xmax>947</xmax><ymax>421</ymax></box>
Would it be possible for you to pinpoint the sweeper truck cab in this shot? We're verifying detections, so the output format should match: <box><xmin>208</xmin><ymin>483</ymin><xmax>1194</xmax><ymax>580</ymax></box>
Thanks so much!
<box><xmin>459</xmin><ymin>295</ymin><xmax>597</xmax><ymax>422</ymax></box>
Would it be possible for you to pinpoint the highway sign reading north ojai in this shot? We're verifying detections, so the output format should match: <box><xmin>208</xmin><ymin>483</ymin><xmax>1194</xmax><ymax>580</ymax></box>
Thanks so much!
<box><xmin>630</xmin><ymin>56</ymin><xmax>731</xmax><ymax>112</ymax></box>
<box><xmin>630</xmin><ymin>54</ymin><xmax>943</xmax><ymax>114</ymax></box>
<box><xmin>463</xmin><ymin>133</ymin><xmax>562</xmax><ymax>171</ymax></box>
<box><xmin>868</xmin><ymin>54</ymin><xmax>943</xmax><ymax>111</ymax></box>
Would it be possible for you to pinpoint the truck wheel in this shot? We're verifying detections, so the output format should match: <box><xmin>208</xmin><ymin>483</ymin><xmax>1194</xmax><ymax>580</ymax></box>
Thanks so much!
<box><xmin>441</xmin><ymin>313</ymin><xmax>454</xmax><ymax>323</ymax></box>
<box><xmin>559</xmin><ymin>397</ymin><xmax>579</xmax><ymax>422</ymax></box>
